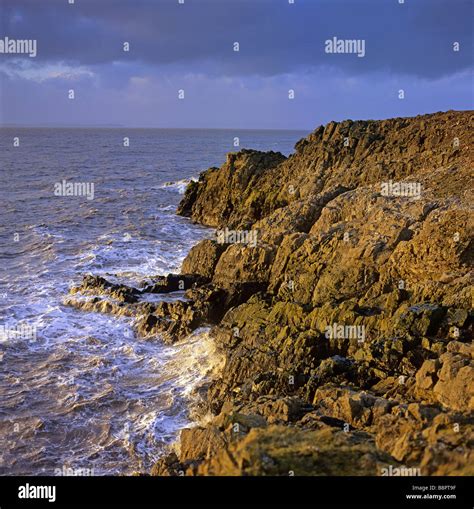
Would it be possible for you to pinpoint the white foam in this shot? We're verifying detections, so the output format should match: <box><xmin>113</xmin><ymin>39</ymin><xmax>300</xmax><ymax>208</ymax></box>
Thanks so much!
<box><xmin>158</xmin><ymin>177</ymin><xmax>197</xmax><ymax>195</ymax></box>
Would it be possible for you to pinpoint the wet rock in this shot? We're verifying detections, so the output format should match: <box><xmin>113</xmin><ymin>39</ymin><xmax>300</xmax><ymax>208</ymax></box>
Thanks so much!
<box><xmin>135</xmin><ymin>300</ymin><xmax>201</xmax><ymax>343</ymax></box>
<box><xmin>141</xmin><ymin>273</ymin><xmax>207</xmax><ymax>293</ymax></box>
<box><xmin>71</xmin><ymin>274</ymin><xmax>140</xmax><ymax>303</ymax></box>
<box><xmin>63</xmin><ymin>295</ymin><xmax>135</xmax><ymax>317</ymax></box>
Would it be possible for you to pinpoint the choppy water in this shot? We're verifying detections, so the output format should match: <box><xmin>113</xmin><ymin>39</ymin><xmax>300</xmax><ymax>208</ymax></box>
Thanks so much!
<box><xmin>0</xmin><ymin>128</ymin><xmax>306</xmax><ymax>475</ymax></box>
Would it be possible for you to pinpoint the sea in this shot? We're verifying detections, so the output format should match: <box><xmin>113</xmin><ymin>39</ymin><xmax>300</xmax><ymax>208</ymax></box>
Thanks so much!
<box><xmin>0</xmin><ymin>127</ymin><xmax>307</xmax><ymax>475</ymax></box>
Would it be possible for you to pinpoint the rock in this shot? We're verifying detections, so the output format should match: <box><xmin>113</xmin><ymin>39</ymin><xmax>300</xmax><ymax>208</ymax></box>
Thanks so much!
<box><xmin>223</xmin><ymin>412</ymin><xmax>268</xmax><ymax>432</ymax></box>
<box><xmin>414</xmin><ymin>342</ymin><xmax>474</xmax><ymax>411</ymax></box>
<box><xmin>213</xmin><ymin>244</ymin><xmax>275</xmax><ymax>287</ymax></box>
<box><xmin>433</xmin><ymin>349</ymin><xmax>474</xmax><ymax>411</ymax></box>
<box><xmin>396</xmin><ymin>304</ymin><xmax>446</xmax><ymax>337</ymax></box>
<box><xmin>141</xmin><ymin>273</ymin><xmax>207</xmax><ymax>293</ymax></box>
<box><xmin>375</xmin><ymin>406</ymin><xmax>473</xmax><ymax>473</ymax></box>
<box><xmin>68</xmin><ymin>111</ymin><xmax>474</xmax><ymax>477</ymax></box>
<box><xmin>311</xmin><ymin>355</ymin><xmax>355</xmax><ymax>383</ymax></box>
<box><xmin>415</xmin><ymin>359</ymin><xmax>440</xmax><ymax>391</ymax></box>
<box><xmin>181</xmin><ymin>240</ymin><xmax>227</xmax><ymax>280</ymax></box>
<box><xmin>150</xmin><ymin>452</ymin><xmax>181</xmax><ymax>476</ymax></box>
<box><xmin>419</xmin><ymin>413</ymin><xmax>474</xmax><ymax>475</ymax></box>
<box><xmin>179</xmin><ymin>426</ymin><xmax>228</xmax><ymax>462</ymax></box>
<box><xmin>215</xmin><ymin>396</ymin><xmax>310</xmax><ymax>426</ymax></box>
<box><xmin>446</xmin><ymin>308</ymin><xmax>470</xmax><ymax>328</ymax></box>
<box><xmin>193</xmin><ymin>425</ymin><xmax>394</xmax><ymax>476</ymax></box>
<box><xmin>254</xmin><ymin>396</ymin><xmax>308</xmax><ymax>424</ymax></box>
<box><xmin>177</xmin><ymin>149</ymin><xmax>287</xmax><ymax>228</ymax></box>
<box><xmin>312</xmin><ymin>386</ymin><xmax>394</xmax><ymax>427</ymax></box>
<box><xmin>71</xmin><ymin>274</ymin><xmax>140</xmax><ymax>303</ymax></box>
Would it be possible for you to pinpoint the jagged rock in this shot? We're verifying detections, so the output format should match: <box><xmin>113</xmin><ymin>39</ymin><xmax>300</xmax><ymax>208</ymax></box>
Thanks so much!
<box><xmin>311</xmin><ymin>355</ymin><xmax>356</xmax><ymax>384</ymax></box>
<box><xmin>177</xmin><ymin>149</ymin><xmax>287</xmax><ymax>228</ymax></box>
<box><xmin>414</xmin><ymin>341</ymin><xmax>474</xmax><ymax>411</ymax></box>
<box><xmin>150</xmin><ymin>452</ymin><xmax>181</xmax><ymax>476</ymax></box>
<box><xmin>433</xmin><ymin>348</ymin><xmax>474</xmax><ymax>411</ymax></box>
<box><xmin>250</xmin><ymin>396</ymin><xmax>309</xmax><ymax>424</ymax></box>
<box><xmin>312</xmin><ymin>386</ymin><xmax>394</xmax><ymax>427</ymax></box>
<box><xmin>141</xmin><ymin>273</ymin><xmax>207</xmax><ymax>293</ymax></box>
<box><xmin>213</xmin><ymin>244</ymin><xmax>275</xmax><ymax>287</ymax></box>
<box><xmin>64</xmin><ymin>295</ymin><xmax>135</xmax><ymax>317</ymax></box>
<box><xmin>217</xmin><ymin>412</ymin><xmax>267</xmax><ymax>433</ymax></box>
<box><xmin>419</xmin><ymin>412</ymin><xmax>474</xmax><ymax>475</ymax></box>
<box><xmin>135</xmin><ymin>300</ymin><xmax>202</xmax><ymax>343</ymax></box>
<box><xmin>374</xmin><ymin>404</ymin><xmax>473</xmax><ymax>474</ymax></box>
<box><xmin>166</xmin><ymin>111</ymin><xmax>474</xmax><ymax>476</ymax></box>
<box><xmin>214</xmin><ymin>396</ymin><xmax>310</xmax><ymax>426</ymax></box>
<box><xmin>446</xmin><ymin>308</ymin><xmax>470</xmax><ymax>328</ymax></box>
<box><xmin>70</xmin><ymin>274</ymin><xmax>140</xmax><ymax>303</ymax></box>
<box><xmin>68</xmin><ymin>111</ymin><xmax>474</xmax><ymax>476</ymax></box>
<box><xmin>395</xmin><ymin>304</ymin><xmax>446</xmax><ymax>337</ymax></box>
<box><xmin>415</xmin><ymin>359</ymin><xmax>440</xmax><ymax>391</ymax></box>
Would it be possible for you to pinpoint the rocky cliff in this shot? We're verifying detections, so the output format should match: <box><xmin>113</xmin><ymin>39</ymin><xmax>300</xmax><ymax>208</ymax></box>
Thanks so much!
<box><xmin>67</xmin><ymin>110</ymin><xmax>473</xmax><ymax>476</ymax></box>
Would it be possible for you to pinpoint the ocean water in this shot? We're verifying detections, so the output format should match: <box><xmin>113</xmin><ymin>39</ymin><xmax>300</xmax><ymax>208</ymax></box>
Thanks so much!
<box><xmin>0</xmin><ymin>128</ymin><xmax>307</xmax><ymax>475</ymax></box>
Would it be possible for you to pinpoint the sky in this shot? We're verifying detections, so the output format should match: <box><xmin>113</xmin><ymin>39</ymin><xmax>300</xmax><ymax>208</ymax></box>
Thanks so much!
<box><xmin>0</xmin><ymin>0</ymin><xmax>472</xmax><ymax>129</ymax></box>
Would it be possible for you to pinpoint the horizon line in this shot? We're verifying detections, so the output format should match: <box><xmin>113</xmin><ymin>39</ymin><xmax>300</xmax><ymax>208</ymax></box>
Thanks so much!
<box><xmin>0</xmin><ymin>124</ymin><xmax>311</xmax><ymax>132</ymax></box>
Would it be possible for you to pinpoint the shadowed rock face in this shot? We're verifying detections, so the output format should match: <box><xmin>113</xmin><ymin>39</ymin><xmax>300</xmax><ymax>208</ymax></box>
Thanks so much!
<box><xmin>67</xmin><ymin>111</ymin><xmax>473</xmax><ymax>476</ymax></box>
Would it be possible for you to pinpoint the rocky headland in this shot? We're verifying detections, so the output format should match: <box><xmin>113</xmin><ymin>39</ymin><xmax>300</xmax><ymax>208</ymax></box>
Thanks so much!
<box><xmin>66</xmin><ymin>110</ymin><xmax>473</xmax><ymax>476</ymax></box>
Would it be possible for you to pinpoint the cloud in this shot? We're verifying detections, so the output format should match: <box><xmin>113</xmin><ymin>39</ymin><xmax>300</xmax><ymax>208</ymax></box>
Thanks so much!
<box><xmin>0</xmin><ymin>59</ymin><xmax>95</xmax><ymax>83</ymax></box>
<box><xmin>0</xmin><ymin>0</ymin><xmax>472</xmax><ymax>79</ymax></box>
<box><xmin>1</xmin><ymin>63</ymin><xmax>472</xmax><ymax>129</ymax></box>
<box><xmin>0</xmin><ymin>0</ymin><xmax>472</xmax><ymax>128</ymax></box>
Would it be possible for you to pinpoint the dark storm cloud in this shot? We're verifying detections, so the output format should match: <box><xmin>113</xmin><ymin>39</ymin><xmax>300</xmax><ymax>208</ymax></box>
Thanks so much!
<box><xmin>1</xmin><ymin>0</ymin><xmax>472</xmax><ymax>79</ymax></box>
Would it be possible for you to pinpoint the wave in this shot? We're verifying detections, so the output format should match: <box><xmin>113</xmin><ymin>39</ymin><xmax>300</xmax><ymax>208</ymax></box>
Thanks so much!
<box><xmin>158</xmin><ymin>177</ymin><xmax>197</xmax><ymax>195</ymax></box>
